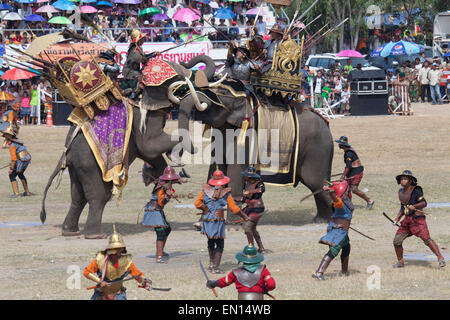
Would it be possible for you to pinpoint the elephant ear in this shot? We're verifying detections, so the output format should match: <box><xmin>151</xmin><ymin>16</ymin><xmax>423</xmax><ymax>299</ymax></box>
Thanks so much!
<box><xmin>194</xmin><ymin>70</ymin><xmax>209</xmax><ymax>88</ymax></box>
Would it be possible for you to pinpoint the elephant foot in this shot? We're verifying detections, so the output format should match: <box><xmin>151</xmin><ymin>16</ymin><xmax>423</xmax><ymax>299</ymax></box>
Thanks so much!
<box><xmin>62</xmin><ymin>230</ymin><xmax>81</xmax><ymax>237</ymax></box>
<box><xmin>84</xmin><ymin>233</ymin><xmax>108</xmax><ymax>239</ymax></box>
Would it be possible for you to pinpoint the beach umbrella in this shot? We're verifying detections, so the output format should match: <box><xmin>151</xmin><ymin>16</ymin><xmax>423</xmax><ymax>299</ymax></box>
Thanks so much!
<box><xmin>195</xmin><ymin>0</ymin><xmax>210</xmax><ymax>4</ymax></box>
<box><xmin>24</xmin><ymin>14</ymin><xmax>47</xmax><ymax>22</ymax></box>
<box><xmin>371</xmin><ymin>41</ymin><xmax>423</xmax><ymax>57</ymax></box>
<box><xmin>1</xmin><ymin>12</ymin><xmax>24</xmax><ymax>20</ymax></box>
<box><xmin>0</xmin><ymin>91</ymin><xmax>16</xmax><ymax>101</ymax></box>
<box><xmin>245</xmin><ymin>8</ymin><xmax>268</xmax><ymax>15</ymax></box>
<box><xmin>36</xmin><ymin>5</ymin><xmax>60</xmax><ymax>13</ymax></box>
<box><xmin>1</xmin><ymin>68</ymin><xmax>38</xmax><ymax>80</ymax></box>
<box><xmin>94</xmin><ymin>1</ymin><xmax>113</xmax><ymax>6</ymax></box>
<box><xmin>208</xmin><ymin>1</ymin><xmax>219</xmax><ymax>9</ymax></box>
<box><xmin>213</xmin><ymin>7</ymin><xmax>235</xmax><ymax>20</ymax></box>
<box><xmin>48</xmin><ymin>16</ymin><xmax>72</xmax><ymax>24</ymax></box>
<box><xmin>443</xmin><ymin>52</ymin><xmax>450</xmax><ymax>58</ymax></box>
<box><xmin>337</xmin><ymin>50</ymin><xmax>364</xmax><ymax>58</ymax></box>
<box><xmin>139</xmin><ymin>7</ymin><xmax>160</xmax><ymax>17</ymax></box>
<box><xmin>37</xmin><ymin>0</ymin><xmax>50</xmax><ymax>2</ymax></box>
<box><xmin>173</xmin><ymin>8</ymin><xmax>201</xmax><ymax>23</ymax></box>
<box><xmin>80</xmin><ymin>5</ymin><xmax>97</xmax><ymax>13</ymax></box>
<box><xmin>52</xmin><ymin>0</ymin><xmax>77</xmax><ymax>10</ymax></box>
<box><xmin>0</xmin><ymin>4</ymin><xmax>14</xmax><ymax>10</ymax></box>
<box><xmin>112</xmin><ymin>0</ymin><xmax>140</xmax><ymax>3</ymax></box>
<box><xmin>81</xmin><ymin>0</ymin><xmax>97</xmax><ymax>2</ymax></box>
<box><xmin>152</xmin><ymin>13</ymin><xmax>170</xmax><ymax>21</ymax></box>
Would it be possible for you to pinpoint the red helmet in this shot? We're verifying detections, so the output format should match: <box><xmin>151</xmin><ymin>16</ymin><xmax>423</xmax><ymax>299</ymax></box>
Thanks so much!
<box><xmin>330</xmin><ymin>180</ymin><xmax>349</xmax><ymax>198</ymax></box>
<box><xmin>208</xmin><ymin>170</ymin><xmax>230</xmax><ymax>186</ymax></box>
<box><xmin>160</xmin><ymin>166</ymin><xmax>180</xmax><ymax>181</ymax></box>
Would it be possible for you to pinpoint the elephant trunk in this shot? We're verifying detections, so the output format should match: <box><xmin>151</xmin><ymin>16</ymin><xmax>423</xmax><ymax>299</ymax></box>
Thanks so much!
<box><xmin>178</xmin><ymin>95</ymin><xmax>196</xmax><ymax>154</ymax></box>
<box><xmin>180</xmin><ymin>55</ymin><xmax>216</xmax><ymax>80</ymax></box>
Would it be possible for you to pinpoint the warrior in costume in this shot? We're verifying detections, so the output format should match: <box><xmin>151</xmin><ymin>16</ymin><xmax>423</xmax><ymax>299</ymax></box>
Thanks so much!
<box><xmin>96</xmin><ymin>50</ymin><xmax>121</xmax><ymax>82</ymax></box>
<box><xmin>1</xmin><ymin>125</ymin><xmax>31</xmax><ymax>197</ymax></box>
<box><xmin>335</xmin><ymin>136</ymin><xmax>374</xmax><ymax>210</ymax></box>
<box><xmin>83</xmin><ymin>225</ymin><xmax>152</xmax><ymax>300</ymax></box>
<box><xmin>206</xmin><ymin>244</ymin><xmax>276</xmax><ymax>300</ymax></box>
<box><xmin>121</xmin><ymin>29</ymin><xmax>160</xmax><ymax>100</ymax></box>
<box><xmin>1</xmin><ymin>103</ymin><xmax>20</xmax><ymax>141</ymax></box>
<box><xmin>241</xmin><ymin>166</ymin><xmax>266</xmax><ymax>253</ymax></box>
<box><xmin>313</xmin><ymin>180</ymin><xmax>353</xmax><ymax>280</ymax></box>
<box><xmin>393</xmin><ymin>170</ymin><xmax>446</xmax><ymax>268</ymax></box>
<box><xmin>250</xmin><ymin>24</ymin><xmax>285</xmax><ymax>73</ymax></box>
<box><xmin>194</xmin><ymin>169</ymin><xmax>248</xmax><ymax>273</ymax></box>
<box><xmin>142</xmin><ymin>166</ymin><xmax>187</xmax><ymax>263</ymax></box>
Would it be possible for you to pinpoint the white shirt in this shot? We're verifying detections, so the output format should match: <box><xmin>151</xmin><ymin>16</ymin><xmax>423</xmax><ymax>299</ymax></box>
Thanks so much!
<box><xmin>418</xmin><ymin>67</ymin><xmax>430</xmax><ymax>85</ymax></box>
<box><xmin>314</xmin><ymin>78</ymin><xmax>323</xmax><ymax>94</ymax></box>
<box><xmin>428</xmin><ymin>69</ymin><xmax>442</xmax><ymax>86</ymax></box>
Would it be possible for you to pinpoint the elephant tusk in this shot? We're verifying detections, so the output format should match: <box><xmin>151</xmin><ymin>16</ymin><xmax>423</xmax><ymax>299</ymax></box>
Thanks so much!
<box><xmin>215</xmin><ymin>65</ymin><xmax>225</xmax><ymax>76</ymax></box>
<box><xmin>185</xmin><ymin>76</ymin><xmax>208</xmax><ymax>111</ymax></box>
<box><xmin>168</xmin><ymin>80</ymin><xmax>187</xmax><ymax>104</ymax></box>
<box><xmin>208</xmin><ymin>74</ymin><xmax>227</xmax><ymax>88</ymax></box>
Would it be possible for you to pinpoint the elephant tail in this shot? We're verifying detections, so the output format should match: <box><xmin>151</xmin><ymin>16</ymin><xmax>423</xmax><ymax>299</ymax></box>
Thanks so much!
<box><xmin>40</xmin><ymin>152</ymin><xmax>66</xmax><ymax>224</ymax></box>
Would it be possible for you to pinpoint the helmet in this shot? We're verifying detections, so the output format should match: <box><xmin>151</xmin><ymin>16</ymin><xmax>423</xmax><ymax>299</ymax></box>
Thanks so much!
<box><xmin>235</xmin><ymin>244</ymin><xmax>264</xmax><ymax>264</ymax></box>
<box><xmin>395</xmin><ymin>170</ymin><xmax>417</xmax><ymax>186</ymax></box>
<box><xmin>160</xmin><ymin>166</ymin><xmax>180</xmax><ymax>181</ymax></box>
<box><xmin>106</xmin><ymin>224</ymin><xmax>126</xmax><ymax>253</ymax></box>
<box><xmin>241</xmin><ymin>166</ymin><xmax>260</xmax><ymax>179</ymax></box>
<box><xmin>208</xmin><ymin>170</ymin><xmax>230</xmax><ymax>186</ymax></box>
<box><xmin>330</xmin><ymin>180</ymin><xmax>349</xmax><ymax>198</ymax></box>
<box><xmin>131</xmin><ymin>29</ymin><xmax>145</xmax><ymax>43</ymax></box>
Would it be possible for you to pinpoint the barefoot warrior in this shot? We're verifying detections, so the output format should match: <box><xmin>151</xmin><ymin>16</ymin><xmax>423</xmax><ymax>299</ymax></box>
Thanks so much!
<box><xmin>313</xmin><ymin>180</ymin><xmax>353</xmax><ymax>280</ymax></box>
<box><xmin>335</xmin><ymin>136</ymin><xmax>374</xmax><ymax>209</ymax></box>
<box><xmin>206</xmin><ymin>244</ymin><xmax>276</xmax><ymax>300</ymax></box>
<box><xmin>393</xmin><ymin>170</ymin><xmax>445</xmax><ymax>268</ymax></box>
<box><xmin>194</xmin><ymin>169</ymin><xmax>248</xmax><ymax>273</ymax></box>
<box><xmin>83</xmin><ymin>225</ymin><xmax>152</xmax><ymax>300</ymax></box>
<box><xmin>141</xmin><ymin>166</ymin><xmax>187</xmax><ymax>263</ymax></box>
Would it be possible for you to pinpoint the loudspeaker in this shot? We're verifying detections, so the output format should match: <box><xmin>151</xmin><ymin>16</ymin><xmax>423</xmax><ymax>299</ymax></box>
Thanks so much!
<box><xmin>53</xmin><ymin>103</ymin><xmax>72</xmax><ymax>125</ymax></box>
<box><xmin>349</xmin><ymin>94</ymin><xmax>388</xmax><ymax>116</ymax></box>
<box><xmin>348</xmin><ymin>69</ymin><xmax>386</xmax><ymax>81</ymax></box>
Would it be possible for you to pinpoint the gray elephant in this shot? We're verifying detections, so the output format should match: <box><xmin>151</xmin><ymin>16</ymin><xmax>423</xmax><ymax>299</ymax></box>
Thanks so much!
<box><xmin>171</xmin><ymin>81</ymin><xmax>334</xmax><ymax>221</ymax></box>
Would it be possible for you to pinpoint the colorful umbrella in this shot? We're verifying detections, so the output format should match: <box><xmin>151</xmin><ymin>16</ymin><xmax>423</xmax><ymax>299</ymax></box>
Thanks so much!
<box><xmin>152</xmin><ymin>13</ymin><xmax>170</xmax><ymax>21</ymax></box>
<box><xmin>82</xmin><ymin>0</ymin><xmax>97</xmax><ymax>2</ymax></box>
<box><xmin>1</xmin><ymin>12</ymin><xmax>24</xmax><ymax>20</ymax></box>
<box><xmin>213</xmin><ymin>7</ymin><xmax>235</xmax><ymax>20</ymax></box>
<box><xmin>36</xmin><ymin>5</ymin><xmax>60</xmax><ymax>13</ymax></box>
<box><xmin>337</xmin><ymin>50</ymin><xmax>364</xmax><ymax>58</ymax></box>
<box><xmin>0</xmin><ymin>4</ymin><xmax>14</xmax><ymax>10</ymax></box>
<box><xmin>208</xmin><ymin>1</ymin><xmax>219</xmax><ymax>9</ymax></box>
<box><xmin>443</xmin><ymin>52</ymin><xmax>450</xmax><ymax>58</ymax></box>
<box><xmin>139</xmin><ymin>7</ymin><xmax>160</xmax><ymax>17</ymax></box>
<box><xmin>52</xmin><ymin>0</ymin><xmax>76</xmax><ymax>10</ymax></box>
<box><xmin>371</xmin><ymin>41</ymin><xmax>423</xmax><ymax>57</ymax></box>
<box><xmin>95</xmin><ymin>1</ymin><xmax>113</xmax><ymax>6</ymax></box>
<box><xmin>1</xmin><ymin>68</ymin><xmax>38</xmax><ymax>80</ymax></box>
<box><xmin>195</xmin><ymin>0</ymin><xmax>210</xmax><ymax>4</ymax></box>
<box><xmin>112</xmin><ymin>0</ymin><xmax>140</xmax><ymax>3</ymax></box>
<box><xmin>24</xmin><ymin>14</ymin><xmax>47</xmax><ymax>22</ymax></box>
<box><xmin>37</xmin><ymin>0</ymin><xmax>50</xmax><ymax>2</ymax></box>
<box><xmin>173</xmin><ymin>8</ymin><xmax>201</xmax><ymax>23</ymax></box>
<box><xmin>0</xmin><ymin>91</ymin><xmax>16</xmax><ymax>101</ymax></box>
<box><xmin>14</xmin><ymin>0</ymin><xmax>37</xmax><ymax>3</ymax></box>
<box><xmin>48</xmin><ymin>16</ymin><xmax>72</xmax><ymax>24</ymax></box>
<box><xmin>245</xmin><ymin>8</ymin><xmax>268</xmax><ymax>15</ymax></box>
<box><xmin>80</xmin><ymin>5</ymin><xmax>97</xmax><ymax>13</ymax></box>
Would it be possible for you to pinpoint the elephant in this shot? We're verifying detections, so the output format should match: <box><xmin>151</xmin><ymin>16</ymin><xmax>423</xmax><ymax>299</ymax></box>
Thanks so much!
<box><xmin>171</xmin><ymin>81</ymin><xmax>335</xmax><ymax>222</ymax></box>
<box><xmin>40</xmin><ymin>55</ymin><xmax>219</xmax><ymax>238</ymax></box>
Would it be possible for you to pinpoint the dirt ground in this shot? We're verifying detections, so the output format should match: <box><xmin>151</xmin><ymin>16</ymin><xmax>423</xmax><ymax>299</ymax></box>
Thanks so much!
<box><xmin>0</xmin><ymin>102</ymin><xmax>449</xmax><ymax>300</ymax></box>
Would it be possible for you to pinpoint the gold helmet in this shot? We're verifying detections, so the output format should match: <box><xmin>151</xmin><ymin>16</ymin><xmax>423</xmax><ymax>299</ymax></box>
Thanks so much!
<box><xmin>106</xmin><ymin>224</ymin><xmax>126</xmax><ymax>254</ymax></box>
<box><xmin>131</xmin><ymin>29</ymin><xmax>145</xmax><ymax>43</ymax></box>
<box><xmin>1</xmin><ymin>125</ymin><xmax>17</xmax><ymax>140</ymax></box>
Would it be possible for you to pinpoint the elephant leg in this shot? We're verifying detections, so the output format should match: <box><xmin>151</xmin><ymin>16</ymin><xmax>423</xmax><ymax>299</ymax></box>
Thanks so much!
<box><xmin>226</xmin><ymin>163</ymin><xmax>245</xmax><ymax>226</ymax></box>
<box><xmin>62</xmin><ymin>168</ymin><xmax>87</xmax><ymax>236</ymax></box>
<box><xmin>84</xmin><ymin>197</ymin><xmax>109</xmax><ymax>239</ymax></box>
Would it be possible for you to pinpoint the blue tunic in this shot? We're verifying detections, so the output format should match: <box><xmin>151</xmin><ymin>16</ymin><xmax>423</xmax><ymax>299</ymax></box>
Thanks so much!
<box><xmin>142</xmin><ymin>191</ymin><xmax>168</xmax><ymax>228</ymax></box>
<box><xmin>201</xmin><ymin>191</ymin><xmax>230</xmax><ymax>239</ymax></box>
<box><xmin>319</xmin><ymin>197</ymin><xmax>354</xmax><ymax>247</ymax></box>
<box><xmin>10</xmin><ymin>142</ymin><xmax>30</xmax><ymax>173</ymax></box>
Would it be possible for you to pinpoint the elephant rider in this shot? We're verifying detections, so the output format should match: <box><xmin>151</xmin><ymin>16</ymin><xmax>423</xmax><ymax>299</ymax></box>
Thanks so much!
<box><xmin>1</xmin><ymin>125</ymin><xmax>31</xmax><ymax>197</ymax></box>
<box><xmin>393</xmin><ymin>170</ymin><xmax>445</xmax><ymax>268</ymax></box>
<box><xmin>313</xmin><ymin>180</ymin><xmax>353</xmax><ymax>280</ymax></box>
<box><xmin>225</xmin><ymin>41</ymin><xmax>261</xmax><ymax>94</ymax></box>
<box><xmin>241</xmin><ymin>166</ymin><xmax>266</xmax><ymax>253</ymax></box>
<box><xmin>250</xmin><ymin>24</ymin><xmax>286</xmax><ymax>73</ymax></box>
<box><xmin>206</xmin><ymin>244</ymin><xmax>276</xmax><ymax>300</ymax></box>
<box><xmin>141</xmin><ymin>166</ymin><xmax>188</xmax><ymax>263</ymax></box>
<box><xmin>335</xmin><ymin>136</ymin><xmax>374</xmax><ymax>210</ymax></box>
<box><xmin>121</xmin><ymin>29</ymin><xmax>160</xmax><ymax>100</ymax></box>
<box><xmin>83</xmin><ymin>225</ymin><xmax>152</xmax><ymax>300</ymax></box>
<box><xmin>96</xmin><ymin>49</ymin><xmax>121</xmax><ymax>82</ymax></box>
<box><xmin>194</xmin><ymin>169</ymin><xmax>248</xmax><ymax>273</ymax></box>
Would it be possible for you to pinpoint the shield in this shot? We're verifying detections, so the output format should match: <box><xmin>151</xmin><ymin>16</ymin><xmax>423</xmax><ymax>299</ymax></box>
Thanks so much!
<box><xmin>70</xmin><ymin>60</ymin><xmax>102</xmax><ymax>92</ymax></box>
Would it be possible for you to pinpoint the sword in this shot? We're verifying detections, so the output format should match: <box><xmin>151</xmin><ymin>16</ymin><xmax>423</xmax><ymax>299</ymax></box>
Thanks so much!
<box><xmin>300</xmin><ymin>189</ymin><xmax>324</xmax><ymax>203</ymax></box>
<box><xmin>86</xmin><ymin>273</ymin><xmax>143</xmax><ymax>290</ymax></box>
<box><xmin>199</xmin><ymin>260</ymin><xmax>218</xmax><ymax>297</ymax></box>
<box><xmin>349</xmin><ymin>226</ymin><xmax>375</xmax><ymax>241</ymax></box>
<box><xmin>0</xmin><ymin>164</ymin><xmax>10</xmax><ymax>170</ymax></box>
<box><xmin>138</xmin><ymin>284</ymin><xmax>172</xmax><ymax>291</ymax></box>
<box><xmin>382</xmin><ymin>212</ymin><xmax>399</xmax><ymax>227</ymax></box>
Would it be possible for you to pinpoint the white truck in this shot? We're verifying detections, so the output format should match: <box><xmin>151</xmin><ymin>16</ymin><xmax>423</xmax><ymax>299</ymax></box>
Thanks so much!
<box><xmin>433</xmin><ymin>11</ymin><xmax>450</xmax><ymax>56</ymax></box>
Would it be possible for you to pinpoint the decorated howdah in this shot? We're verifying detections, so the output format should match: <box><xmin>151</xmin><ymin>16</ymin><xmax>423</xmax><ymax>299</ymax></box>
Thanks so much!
<box><xmin>49</xmin><ymin>55</ymin><xmax>123</xmax><ymax>120</ymax></box>
<box><xmin>250</xmin><ymin>36</ymin><xmax>305</xmax><ymax>99</ymax></box>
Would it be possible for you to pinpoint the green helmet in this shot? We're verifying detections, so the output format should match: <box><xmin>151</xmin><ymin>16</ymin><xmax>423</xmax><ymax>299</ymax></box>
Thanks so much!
<box><xmin>235</xmin><ymin>244</ymin><xmax>264</xmax><ymax>264</ymax></box>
